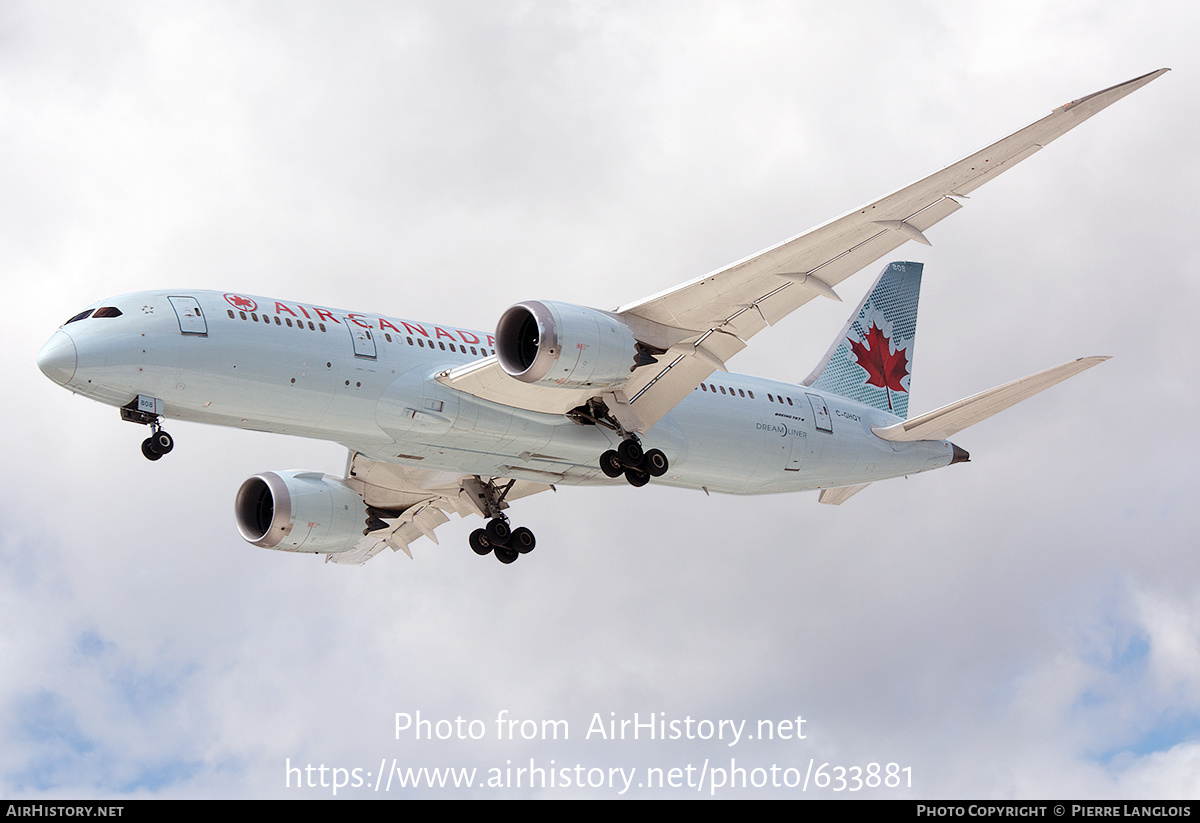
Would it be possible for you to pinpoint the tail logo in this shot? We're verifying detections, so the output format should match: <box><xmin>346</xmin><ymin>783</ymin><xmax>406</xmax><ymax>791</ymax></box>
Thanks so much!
<box><xmin>848</xmin><ymin>322</ymin><xmax>910</xmax><ymax>411</ymax></box>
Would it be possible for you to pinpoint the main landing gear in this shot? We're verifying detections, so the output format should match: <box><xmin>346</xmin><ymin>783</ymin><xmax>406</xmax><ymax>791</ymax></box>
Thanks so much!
<box><xmin>565</xmin><ymin>399</ymin><xmax>670</xmax><ymax>488</ymax></box>
<box><xmin>120</xmin><ymin>396</ymin><xmax>175</xmax><ymax>461</ymax></box>
<box><xmin>600</xmin><ymin>437</ymin><xmax>668</xmax><ymax>487</ymax></box>
<box><xmin>469</xmin><ymin>519</ymin><xmax>536</xmax><ymax>565</ymax></box>
<box><xmin>467</xmin><ymin>477</ymin><xmax>536</xmax><ymax>565</ymax></box>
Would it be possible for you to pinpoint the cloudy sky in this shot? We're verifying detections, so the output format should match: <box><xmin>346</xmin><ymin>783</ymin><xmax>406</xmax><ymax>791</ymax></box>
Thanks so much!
<box><xmin>4</xmin><ymin>1</ymin><xmax>1198</xmax><ymax>799</ymax></box>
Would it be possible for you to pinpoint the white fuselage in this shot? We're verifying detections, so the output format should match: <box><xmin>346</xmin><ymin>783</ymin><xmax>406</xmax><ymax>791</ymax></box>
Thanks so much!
<box><xmin>39</xmin><ymin>289</ymin><xmax>955</xmax><ymax>494</ymax></box>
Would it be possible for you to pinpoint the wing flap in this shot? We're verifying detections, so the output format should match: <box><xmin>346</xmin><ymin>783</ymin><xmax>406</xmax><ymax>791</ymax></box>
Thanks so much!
<box><xmin>436</xmin><ymin>356</ymin><xmax>593</xmax><ymax>415</ymax></box>
<box><xmin>872</xmin><ymin>357</ymin><xmax>1109</xmax><ymax>443</ymax></box>
<box><xmin>326</xmin><ymin>452</ymin><xmax>553</xmax><ymax>565</ymax></box>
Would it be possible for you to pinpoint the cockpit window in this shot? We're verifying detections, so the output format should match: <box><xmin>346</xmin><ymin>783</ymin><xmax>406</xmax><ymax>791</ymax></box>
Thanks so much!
<box><xmin>92</xmin><ymin>307</ymin><xmax>123</xmax><ymax>318</ymax></box>
<box><xmin>64</xmin><ymin>309</ymin><xmax>94</xmax><ymax>324</ymax></box>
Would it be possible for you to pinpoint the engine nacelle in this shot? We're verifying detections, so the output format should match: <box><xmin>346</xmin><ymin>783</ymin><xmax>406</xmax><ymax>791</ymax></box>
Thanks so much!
<box><xmin>495</xmin><ymin>300</ymin><xmax>638</xmax><ymax>389</ymax></box>
<box><xmin>235</xmin><ymin>471</ymin><xmax>370</xmax><ymax>554</ymax></box>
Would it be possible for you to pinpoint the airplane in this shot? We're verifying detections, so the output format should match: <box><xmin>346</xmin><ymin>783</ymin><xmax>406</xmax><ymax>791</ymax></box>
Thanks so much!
<box><xmin>36</xmin><ymin>69</ymin><xmax>1166</xmax><ymax>566</ymax></box>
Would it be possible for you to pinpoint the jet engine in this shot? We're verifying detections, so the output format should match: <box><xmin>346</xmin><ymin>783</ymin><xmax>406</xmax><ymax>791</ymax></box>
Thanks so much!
<box><xmin>495</xmin><ymin>300</ymin><xmax>639</xmax><ymax>389</ymax></box>
<box><xmin>235</xmin><ymin>471</ymin><xmax>371</xmax><ymax>554</ymax></box>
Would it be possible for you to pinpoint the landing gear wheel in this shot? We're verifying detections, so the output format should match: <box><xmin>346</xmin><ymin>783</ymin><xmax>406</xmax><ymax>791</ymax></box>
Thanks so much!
<box><xmin>644</xmin><ymin>448</ymin><xmax>668</xmax><ymax>477</ymax></box>
<box><xmin>141</xmin><ymin>438</ymin><xmax>163</xmax><ymax>461</ymax></box>
<box><xmin>152</xmin><ymin>430</ymin><xmax>174</xmax><ymax>454</ymax></box>
<box><xmin>625</xmin><ymin>467</ymin><xmax>650</xmax><ymax>487</ymax></box>
<box><xmin>467</xmin><ymin>477</ymin><xmax>536</xmax><ymax>564</ymax></box>
<box><xmin>469</xmin><ymin>529</ymin><xmax>493</xmax><ymax>556</ymax></box>
<box><xmin>600</xmin><ymin>450</ymin><xmax>624</xmax><ymax>478</ymax></box>
<box><xmin>485</xmin><ymin>518</ymin><xmax>511</xmax><ymax>544</ymax></box>
<box><xmin>511</xmin><ymin>526</ymin><xmax>536</xmax><ymax>554</ymax></box>
<box><xmin>617</xmin><ymin>438</ymin><xmax>643</xmax><ymax>467</ymax></box>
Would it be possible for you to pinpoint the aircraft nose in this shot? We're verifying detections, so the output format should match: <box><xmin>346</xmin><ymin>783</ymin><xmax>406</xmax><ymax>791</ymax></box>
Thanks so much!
<box><xmin>37</xmin><ymin>330</ymin><xmax>77</xmax><ymax>386</ymax></box>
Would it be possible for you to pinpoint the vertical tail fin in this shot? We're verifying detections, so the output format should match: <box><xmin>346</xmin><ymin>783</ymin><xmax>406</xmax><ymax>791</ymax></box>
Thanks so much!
<box><xmin>802</xmin><ymin>261</ymin><xmax>923</xmax><ymax>419</ymax></box>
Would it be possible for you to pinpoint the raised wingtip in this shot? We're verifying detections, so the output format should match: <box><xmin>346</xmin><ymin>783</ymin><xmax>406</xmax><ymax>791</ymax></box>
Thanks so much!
<box><xmin>1117</xmin><ymin>68</ymin><xmax>1170</xmax><ymax>86</ymax></box>
<box><xmin>1062</xmin><ymin>68</ymin><xmax>1170</xmax><ymax>111</ymax></box>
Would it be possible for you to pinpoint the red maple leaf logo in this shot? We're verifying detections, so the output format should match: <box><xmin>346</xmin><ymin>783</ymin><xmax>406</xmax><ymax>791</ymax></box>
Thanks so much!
<box><xmin>224</xmin><ymin>293</ymin><xmax>257</xmax><ymax>312</ymax></box>
<box><xmin>848</xmin><ymin>322</ymin><xmax>909</xmax><ymax>410</ymax></box>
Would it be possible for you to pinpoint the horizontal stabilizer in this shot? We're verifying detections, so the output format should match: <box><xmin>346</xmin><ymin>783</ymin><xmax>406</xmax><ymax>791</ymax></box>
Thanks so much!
<box><xmin>818</xmin><ymin>484</ymin><xmax>872</xmax><ymax>505</ymax></box>
<box><xmin>872</xmin><ymin>357</ymin><xmax>1109</xmax><ymax>442</ymax></box>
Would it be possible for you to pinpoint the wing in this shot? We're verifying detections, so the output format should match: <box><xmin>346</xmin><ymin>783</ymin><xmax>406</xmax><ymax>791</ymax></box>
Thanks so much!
<box><xmin>441</xmin><ymin>69</ymin><xmax>1167</xmax><ymax>432</ymax></box>
<box><xmin>326</xmin><ymin>451</ymin><xmax>552</xmax><ymax>565</ymax></box>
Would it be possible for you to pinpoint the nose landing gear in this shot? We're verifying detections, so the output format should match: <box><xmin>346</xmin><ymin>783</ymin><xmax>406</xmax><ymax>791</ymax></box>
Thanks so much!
<box><xmin>121</xmin><ymin>396</ymin><xmax>175</xmax><ymax>461</ymax></box>
<box><xmin>140</xmin><ymin>425</ymin><xmax>174</xmax><ymax>461</ymax></box>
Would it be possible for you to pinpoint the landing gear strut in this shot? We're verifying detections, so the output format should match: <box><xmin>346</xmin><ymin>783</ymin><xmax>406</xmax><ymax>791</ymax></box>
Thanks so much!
<box><xmin>566</xmin><ymin>395</ymin><xmax>672</xmax><ymax>487</ymax></box>
<box><xmin>121</xmin><ymin>396</ymin><xmax>174</xmax><ymax>461</ymax></box>
<box><xmin>467</xmin><ymin>477</ymin><xmax>537</xmax><ymax>565</ymax></box>
<box><xmin>567</xmin><ymin>398</ymin><xmax>671</xmax><ymax>488</ymax></box>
